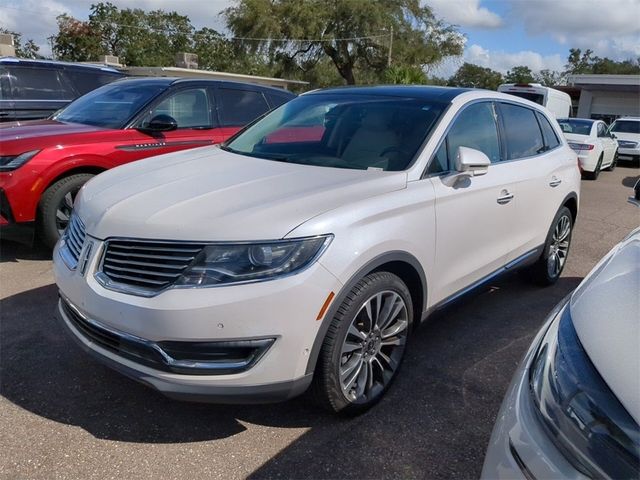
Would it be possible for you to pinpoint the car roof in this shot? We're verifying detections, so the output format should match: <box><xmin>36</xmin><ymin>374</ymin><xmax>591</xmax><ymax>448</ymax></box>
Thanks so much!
<box><xmin>106</xmin><ymin>76</ymin><xmax>296</xmax><ymax>95</ymax></box>
<box><xmin>0</xmin><ymin>56</ymin><xmax>123</xmax><ymax>74</ymax></box>
<box><xmin>304</xmin><ymin>85</ymin><xmax>472</xmax><ymax>103</ymax></box>
<box><xmin>614</xmin><ymin>117</ymin><xmax>640</xmax><ymax>121</ymax></box>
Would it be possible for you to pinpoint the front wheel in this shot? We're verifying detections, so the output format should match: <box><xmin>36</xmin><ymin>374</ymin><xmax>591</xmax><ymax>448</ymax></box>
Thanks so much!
<box><xmin>311</xmin><ymin>272</ymin><xmax>413</xmax><ymax>414</ymax></box>
<box><xmin>37</xmin><ymin>174</ymin><xmax>94</xmax><ymax>248</ymax></box>
<box><xmin>522</xmin><ymin>206</ymin><xmax>573</xmax><ymax>286</ymax></box>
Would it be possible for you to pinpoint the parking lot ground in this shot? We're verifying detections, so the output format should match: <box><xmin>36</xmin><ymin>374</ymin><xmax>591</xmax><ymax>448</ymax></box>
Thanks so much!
<box><xmin>1</xmin><ymin>164</ymin><xmax>638</xmax><ymax>480</ymax></box>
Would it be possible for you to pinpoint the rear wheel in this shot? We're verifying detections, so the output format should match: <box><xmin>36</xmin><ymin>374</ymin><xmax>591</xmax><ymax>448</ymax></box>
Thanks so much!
<box><xmin>584</xmin><ymin>154</ymin><xmax>602</xmax><ymax>180</ymax></box>
<box><xmin>522</xmin><ymin>206</ymin><xmax>573</xmax><ymax>286</ymax></box>
<box><xmin>37</xmin><ymin>174</ymin><xmax>94</xmax><ymax>248</ymax></box>
<box><xmin>605</xmin><ymin>150</ymin><xmax>618</xmax><ymax>171</ymax></box>
<box><xmin>311</xmin><ymin>272</ymin><xmax>413</xmax><ymax>414</ymax></box>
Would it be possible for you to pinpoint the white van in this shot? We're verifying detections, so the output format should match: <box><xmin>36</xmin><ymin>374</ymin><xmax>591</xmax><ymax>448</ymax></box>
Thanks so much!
<box><xmin>498</xmin><ymin>83</ymin><xmax>571</xmax><ymax>118</ymax></box>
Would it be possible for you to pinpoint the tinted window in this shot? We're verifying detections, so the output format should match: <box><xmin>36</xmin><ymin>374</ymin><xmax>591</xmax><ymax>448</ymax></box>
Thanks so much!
<box><xmin>55</xmin><ymin>82</ymin><xmax>165</xmax><ymax>128</ymax></box>
<box><xmin>536</xmin><ymin>112</ymin><xmax>561</xmax><ymax>149</ymax></box>
<box><xmin>65</xmin><ymin>69</ymin><xmax>122</xmax><ymax>95</ymax></box>
<box><xmin>218</xmin><ymin>88</ymin><xmax>269</xmax><ymax>126</ymax></box>
<box><xmin>141</xmin><ymin>88</ymin><xmax>211</xmax><ymax>129</ymax></box>
<box><xmin>447</xmin><ymin>102</ymin><xmax>501</xmax><ymax>164</ymax></box>
<box><xmin>505</xmin><ymin>91</ymin><xmax>544</xmax><ymax>105</ymax></box>
<box><xmin>8</xmin><ymin>66</ymin><xmax>74</xmax><ymax>100</ymax></box>
<box><xmin>610</xmin><ymin>120</ymin><xmax>640</xmax><ymax>134</ymax></box>
<box><xmin>597</xmin><ymin>123</ymin><xmax>607</xmax><ymax>137</ymax></box>
<box><xmin>428</xmin><ymin>140</ymin><xmax>449</xmax><ymax>174</ymax></box>
<box><xmin>224</xmin><ymin>94</ymin><xmax>445</xmax><ymax>171</ymax></box>
<box><xmin>267</xmin><ymin>91</ymin><xmax>293</xmax><ymax>109</ymax></box>
<box><xmin>500</xmin><ymin>103</ymin><xmax>545</xmax><ymax>159</ymax></box>
<box><xmin>0</xmin><ymin>67</ymin><xmax>9</xmax><ymax>101</ymax></box>
<box><xmin>558</xmin><ymin>118</ymin><xmax>592</xmax><ymax>135</ymax></box>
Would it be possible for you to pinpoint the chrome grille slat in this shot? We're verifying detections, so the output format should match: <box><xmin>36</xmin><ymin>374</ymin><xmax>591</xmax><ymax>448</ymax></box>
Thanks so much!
<box><xmin>60</xmin><ymin>214</ymin><xmax>86</xmax><ymax>269</ymax></box>
<box><xmin>100</xmin><ymin>240</ymin><xmax>206</xmax><ymax>294</ymax></box>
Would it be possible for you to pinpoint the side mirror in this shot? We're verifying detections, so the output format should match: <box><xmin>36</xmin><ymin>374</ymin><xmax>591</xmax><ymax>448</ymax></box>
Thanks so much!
<box><xmin>629</xmin><ymin>179</ymin><xmax>640</xmax><ymax>207</ymax></box>
<box><xmin>610</xmin><ymin>133</ymin><xmax>617</xmax><ymax>139</ymax></box>
<box><xmin>139</xmin><ymin>114</ymin><xmax>178</xmax><ymax>133</ymax></box>
<box><xmin>455</xmin><ymin>146</ymin><xmax>490</xmax><ymax>176</ymax></box>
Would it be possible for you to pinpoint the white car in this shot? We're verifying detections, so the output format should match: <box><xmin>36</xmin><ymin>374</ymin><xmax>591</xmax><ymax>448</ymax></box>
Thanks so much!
<box><xmin>610</xmin><ymin>116</ymin><xmax>640</xmax><ymax>166</ymax></box>
<box><xmin>482</xmin><ymin>185</ymin><xmax>639</xmax><ymax>479</ymax></box>
<box><xmin>558</xmin><ymin>118</ymin><xmax>618</xmax><ymax>180</ymax></box>
<box><xmin>53</xmin><ymin>86</ymin><xmax>581</xmax><ymax>413</ymax></box>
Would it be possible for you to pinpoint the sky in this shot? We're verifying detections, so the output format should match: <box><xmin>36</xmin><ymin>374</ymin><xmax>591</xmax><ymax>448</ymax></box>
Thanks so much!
<box><xmin>1</xmin><ymin>0</ymin><xmax>639</xmax><ymax>78</ymax></box>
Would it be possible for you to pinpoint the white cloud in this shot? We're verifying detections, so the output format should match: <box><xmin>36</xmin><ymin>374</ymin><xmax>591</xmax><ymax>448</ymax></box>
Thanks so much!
<box><xmin>428</xmin><ymin>0</ymin><xmax>503</xmax><ymax>28</ymax></box>
<box><xmin>511</xmin><ymin>0</ymin><xmax>640</xmax><ymax>59</ymax></box>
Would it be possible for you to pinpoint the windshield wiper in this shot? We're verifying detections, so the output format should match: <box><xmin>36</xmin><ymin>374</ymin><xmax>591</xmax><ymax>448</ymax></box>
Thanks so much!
<box><xmin>220</xmin><ymin>145</ymin><xmax>291</xmax><ymax>163</ymax></box>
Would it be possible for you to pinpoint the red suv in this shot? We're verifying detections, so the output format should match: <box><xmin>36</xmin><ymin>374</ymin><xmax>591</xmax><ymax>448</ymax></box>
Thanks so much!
<box><xmin>0</xmin><ymin>77</ymin><xmax>295</xmax><ymax>246</ymax></box>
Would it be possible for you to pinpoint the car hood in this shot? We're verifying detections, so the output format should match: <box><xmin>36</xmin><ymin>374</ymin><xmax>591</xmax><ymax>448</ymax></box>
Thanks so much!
<box><xmin>0</xmin><ymin>120</ymin><xmax>105</xmax><ymax>153</ymax></box>
<box><xmin>569</xmin><ymin>228</ymin><xmax>640</xmax><ymax>424</ymax></box>
<box><xmin>77</xmin><ymin>146</ymin><xmax>407</xmax><ymax>241</ymax></box>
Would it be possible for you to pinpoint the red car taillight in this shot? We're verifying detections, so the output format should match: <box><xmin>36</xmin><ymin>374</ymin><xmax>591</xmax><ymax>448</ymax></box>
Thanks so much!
<box><xmin>568</xmin><ymin>142</ymin><xmax>594</xmax><ymax>151</ymax></box>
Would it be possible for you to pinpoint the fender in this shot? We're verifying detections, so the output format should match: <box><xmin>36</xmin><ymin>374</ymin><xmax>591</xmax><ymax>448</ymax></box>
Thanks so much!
<box><xmin>305</xmin><ymin>250</ymin><xmax>428</xmax><ymax>375</ymax></box>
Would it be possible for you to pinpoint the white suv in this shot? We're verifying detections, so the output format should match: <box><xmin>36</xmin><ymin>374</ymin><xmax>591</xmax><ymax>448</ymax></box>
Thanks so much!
<box><xmin>53</xmin><ymin>86</ymin><xmax>581</xmax><ymax>414</ymax></box>
<box><xmin>610</xmin><ymin>116</ymin><xmax>640</xmax><ymax>166</ymax></box>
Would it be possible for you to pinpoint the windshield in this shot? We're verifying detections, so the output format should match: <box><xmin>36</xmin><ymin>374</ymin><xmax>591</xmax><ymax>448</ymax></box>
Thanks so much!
<box><xmin>558</xmin><ymin>119</ymin><xmax>593</xmax><ymax>135</ymax></box>
<box><xmin>610</xmin><ymin>120</ymin><xmax>640</xmax><ymax>134</ymax></box>
<box><xmin>223</xmin><ymin>94</ymin><xmax>446</xmax><ymax>171</ymax></box>
<box><xmin>505</xmin><ymin>91</ymin><xmax>545</xmax><ymax>105</ymax></box>
<box><xmin>54</xmin><ymin>81</ymin><xmax>166</xmax><ymax>128</ymax></box>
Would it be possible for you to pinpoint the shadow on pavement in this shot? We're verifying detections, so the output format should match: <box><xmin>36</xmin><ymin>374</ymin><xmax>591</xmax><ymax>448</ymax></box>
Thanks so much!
<box><xmin>0</xmin><ymin>274</ymin><xmax>581</xmax><ymax>478</ymax></box>
<box><xmin>0</xmin><ymin>239</ymin><xmax>51</xmax><ymax>263</ymax></box>
<box><xmin>622</xmin><ymin>175</ymin><xmax>640</xmax><ymax>188</ymax></box>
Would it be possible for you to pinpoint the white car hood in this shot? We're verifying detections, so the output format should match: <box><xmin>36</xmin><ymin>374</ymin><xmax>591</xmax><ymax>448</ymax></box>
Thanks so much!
<box><xmin>77</xmin><ymin>146</ymin><xmax>407</xmax><ymax>241</ymax></box>
<box><xmin>569</xmin><ymin>228</ymin><xmax>640</xmax><ymax>424</ymax></box>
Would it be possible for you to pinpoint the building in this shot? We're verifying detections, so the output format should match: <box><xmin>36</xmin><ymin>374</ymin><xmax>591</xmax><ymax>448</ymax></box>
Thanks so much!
<box><xmin>565</xmin><ymin>74</ymin><xmax>640</xmax><ymax>123</ymax></box>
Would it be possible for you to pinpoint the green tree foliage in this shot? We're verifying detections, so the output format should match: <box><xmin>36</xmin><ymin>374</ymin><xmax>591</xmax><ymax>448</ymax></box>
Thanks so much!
<box><xmin>504</xmin><ymin>65</ymin><xmax>536</xmax><ymax>84</ymax></box>
<box><xmin>534</xmin><ymin>69</ymin><xmax>564</xmax><ymax>87</ymax></box>
<box><xmin>565</xmin><ymin>48</ymin><xmax>640</xmax><ymax>75</ymax></box>
<box><xmin>448</xmin><ymin>62</ymin><xmax>503</xmax><ymax>90</ymax></box>
<box><xmin>0</xmin><ymin>29</ymin><xmax>41</xmax><ymax>59</ymax></box>
<box><xmin>224</xmin><ymin>0</ymin><xmax>464</xmax><ymax>85</ymax></box>
<box><xmin>383</xmin><ymin>65</ymin><xmax>428</xmax><ymax>84</ymax></box>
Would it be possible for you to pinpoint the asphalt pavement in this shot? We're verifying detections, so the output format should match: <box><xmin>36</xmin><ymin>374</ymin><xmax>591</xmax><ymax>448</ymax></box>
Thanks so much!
<box><xmin>1</xmin><ymin>164</ymin><xmax>638</xmax><ymax>480</ymax></box>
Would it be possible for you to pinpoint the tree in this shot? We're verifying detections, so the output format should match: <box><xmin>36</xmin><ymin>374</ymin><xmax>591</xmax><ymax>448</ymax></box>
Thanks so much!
<box><xmin>383</xmin><ymin>65</ymin><xmax>428</xmax><ymax>85</ymax></box>
<box><xmin>504</xmin><ymin>65</ymin><xmax>535</xmax><ymax>84</ymax></box>
<box><xmin>448</xmin><ymin>62</ymin><xmax>503</xmax><ymax>90</ymax></box>
<box><xmin>0</xmin><ymin>29</ymin><xmax>41</xmax><ymax>59</ymax></box>
<box><xmin>224</xmin><ymin>0</ymin><xmax>464</xmax><ymax>85</ymax></box>
<box><xmin>535</xmin><ymin>69</ymin><xmax>564</xmax><ymax>87</ymax></box>
<box><xmin>565</xmin><ymin>48</ymin><xmax>640</xmax><ymax>75</ymax></box>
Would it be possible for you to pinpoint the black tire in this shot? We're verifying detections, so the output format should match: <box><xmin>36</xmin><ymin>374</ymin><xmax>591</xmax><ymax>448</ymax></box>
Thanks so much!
<box><xmin>605</xmin><ymin>150</ymin><xmax>618</xmax><ymax>171</ymax></box>
<box><xmin>311</xmin><ymin>271</ymin><xmax>413</xmax><ymax>415</ymax></box>
<box><xmin>37</xmin><ymin>174</ymin><xmax>94</xmax><ymax>248</ymax></box>
<box><xmin>584</xmin><ymin>154</ymin><xmax>602</xmax><ymax>180</ymax></box>
<box><xmin>522</xmin><ymin>206</ymin><xmax>573</xmax><ymax>286</ymax></box>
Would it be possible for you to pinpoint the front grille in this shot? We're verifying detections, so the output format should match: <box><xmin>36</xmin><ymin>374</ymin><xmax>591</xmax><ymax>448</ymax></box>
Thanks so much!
<box><xmin>100</xmin><ymin>239</ymin><xmax>205</xmax><ymax>293</ymax></box>
<box><xmin>60</xmin><ymin>214</ymin><xmax>86</xmax><ymax>269</ymax></box>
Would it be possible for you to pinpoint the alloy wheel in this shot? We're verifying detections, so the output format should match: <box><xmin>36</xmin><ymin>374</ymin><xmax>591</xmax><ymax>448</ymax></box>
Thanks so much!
<box><xmin>339</xmin><ymin>290</ymin><xmax>409</xmax><ymax>403</ymax></box>
<box><xmin>55</xmin><ymin>190</ymin><xmax>78</xmax><ymax>236</ymax></box>
<box><xmin>547</xmin><ymin>214</ymin><xmax>571</xmax><ymax>278</ymax></box>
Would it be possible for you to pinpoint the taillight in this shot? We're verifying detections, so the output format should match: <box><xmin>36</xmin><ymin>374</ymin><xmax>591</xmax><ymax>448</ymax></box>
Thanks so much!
<box><xmin>568</xmin><ymin>142</ymin><xmax>594</xmax><ymax>151</ymax></box>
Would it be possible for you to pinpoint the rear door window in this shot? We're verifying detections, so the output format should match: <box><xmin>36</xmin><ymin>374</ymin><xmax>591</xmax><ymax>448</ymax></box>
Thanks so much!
<box><xmin>218</xmin><ymin>88</ymin><xmax>270</xmax><ymax>126</ymax></box>
<box><xmin>535</xmin><ymin>112</ymin><xmax>561</xmax><ymax>150</ymax></box>
<box><xmin>64</xmin><ymin>69</ymin><xmax>122</xmax><ymax>95</ymax></box>
<box><xmin>8</xmin><ymin>66</ymin><xmax>74</xmax><ymax>100</ymax></box>
<box><xmin>499</xmin><ymin>103</ymin><xmax>545</xmax><ymax>159</ymax></box>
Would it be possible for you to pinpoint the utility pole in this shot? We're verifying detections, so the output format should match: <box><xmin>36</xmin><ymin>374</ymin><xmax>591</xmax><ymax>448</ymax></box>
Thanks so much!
<box><xmin>387</xmin><ymin>25</ymin><xmax>393</xmax><ymax>67</ymax></box>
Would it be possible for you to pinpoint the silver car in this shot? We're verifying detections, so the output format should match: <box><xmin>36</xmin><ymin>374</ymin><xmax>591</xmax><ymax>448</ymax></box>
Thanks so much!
<box><xmin>482</xmin><ymin>182</ymin><xmax>640</xmax><ymax>479</ymax></box>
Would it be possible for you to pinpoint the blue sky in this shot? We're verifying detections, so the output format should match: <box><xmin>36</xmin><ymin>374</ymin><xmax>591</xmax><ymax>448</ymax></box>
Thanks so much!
<box><xmin>1</xmin><ymin>0</ymin><xmax>639</xmax><ymax>77</ymax></box>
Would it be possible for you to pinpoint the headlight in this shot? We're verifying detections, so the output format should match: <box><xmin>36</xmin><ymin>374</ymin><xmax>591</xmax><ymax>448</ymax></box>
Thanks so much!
<box><xmin>0</xmin><ymin>150</ymin><xmax>40</xmax><ymax>172</ymax></box>
<box><xmin>176</xmin><ymin>235</ymin><xmax>332</xmax><ymax>287</ymax></box>
<box><xmin>529</xmin><ymin>304</ymin><xmax>639</xmax><ymax>479</ymax></box>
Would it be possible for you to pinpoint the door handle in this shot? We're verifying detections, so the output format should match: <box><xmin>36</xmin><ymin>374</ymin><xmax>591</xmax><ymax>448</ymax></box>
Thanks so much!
<box><xmin>549</xmin><ymin>177</ymin><xmax>562</xmax><ymax>187</ymax></box>
<box><xmin>497</xmin><ymin>190</ymin><xmax>514</xmax><ymax>205</ymax></box>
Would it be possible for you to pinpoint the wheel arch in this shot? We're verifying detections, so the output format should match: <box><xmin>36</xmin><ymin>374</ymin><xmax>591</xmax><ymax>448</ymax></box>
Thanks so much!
<box><xmin>562</xmin><ymin>192</ymin><xmax>579</xmax><ymax>223</ymax></box>
<box><xmin>44</xmin><ymin>165</ymin><xmax>107</xmax><ymax>193</ymax></box>
<box><xmin>305</xmin><ymin>251</ymin><xmax>427</xmax><ymax>376</ymax></box>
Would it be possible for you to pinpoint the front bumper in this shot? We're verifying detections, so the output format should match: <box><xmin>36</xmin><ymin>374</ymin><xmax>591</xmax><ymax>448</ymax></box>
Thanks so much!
<box><xmin>54</xmin><ymin>237</ymin><xmax>342</xmax><ymax>403</ymax></box>
<box><xmin>617</xmin><ymin>147</ymin><xmax>640</xmax><ymax>163</ymax></box>
<box><xmin>481</xmin><ymin>298</ymin><xmax>587</xmax><ymax>479</ymax></box>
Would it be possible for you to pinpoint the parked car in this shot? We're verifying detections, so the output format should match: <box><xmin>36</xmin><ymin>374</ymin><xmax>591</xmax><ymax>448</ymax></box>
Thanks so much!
<box><xmin>0</xmin><ymin>57</ymin><xmax>125</xmax><ymax>122</ymax></box>
<box><xmin>558</xmin><ymin>118</ymin><xmax>618</xmax><ymax>179</ymax></box>
<box><xmin>498</xmin><ymin>83</ymin><xmax>571</xmax><ymax>118</ymax></box>
<box><xmin>0</xmin><ymin>77</ymin><xmax>295</xmax><ymax>247</ymax></box>
<box><xmin>482</xmin><ymin>182</ymin><xmax>639</xmax><ymax>480</ymax></box>
<box><xmin>609</xmin><ymin>116</ymin><xmax>640</xmax><ymax>166</ymax></box>
<box><xmin>53</xmin><ymin>86</ymin><xmax>580</xmax><ymax>414</ymax></box>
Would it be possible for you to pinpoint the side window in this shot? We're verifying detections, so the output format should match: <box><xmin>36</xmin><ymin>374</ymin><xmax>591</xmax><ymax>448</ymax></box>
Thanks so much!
<box><xmin>142</xmin><ymin>88</ymin><xmax>211</xmax><ymax>129</ymax></box>
<box><xmin>8</xmin><ymin>66</ymin><xmax>74</xmax><ymax>100</ymax></box>
<box><xmin>0</xmin><ymin>67</ymin><xmax>9</xmax><ymax>100</ymax></box>
<box><xmin>218</xmin><ymin>88</ymin><xmax>270</xmax><ymax>126</ymax></box>
<box><xmin>500</xmin><ymin>103</ymin><xmax>545</xmax><ymax>159</ymax></box>
<box><xmin>427</xmin><ymin>140</ymin><xmax>449</xmax><ymax>174</ymax></box>
<box><xmin>447</xmin><ymin>102</ymin><xmax>501</xmax><ymax>164</ymax></box>
<box><xmin>536</xmin><ymin>112</ymin><xmax>561</xmax><ymax>150</ymax></box>
<box><xmin>597</xmin><ymin>123</ymin><xmax>607</xmax><ymax>137</ymax></box>
<box><xmin>65</xmin><ymin>70</ymin><xmax>122</xmax><ymax>95</ymax></box>
<box><xmin>267</xmin><ymin>91</ymin><xmax>293</xmax><ymax>109</ymax></box>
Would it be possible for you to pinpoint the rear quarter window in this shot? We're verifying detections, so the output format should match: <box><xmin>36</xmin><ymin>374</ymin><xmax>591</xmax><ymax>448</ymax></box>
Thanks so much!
<box><xmin>500</xmin><ymin>103</ymin><xmax>545</xmax><ymax>159</ymax></box>
<box><xmin>536</xmin><ymin>112</ymin><xmax>561</xmax><ymax>150</ymax></box>
<box><xmin>7</xmin><ymin>66</ymin><xmax>75</xmax><ymax>100</ymax></box>
<box><xmin>218</xmin><ymin>88</ymin><xmax>270</xmax><ymax>126</ymax></box>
